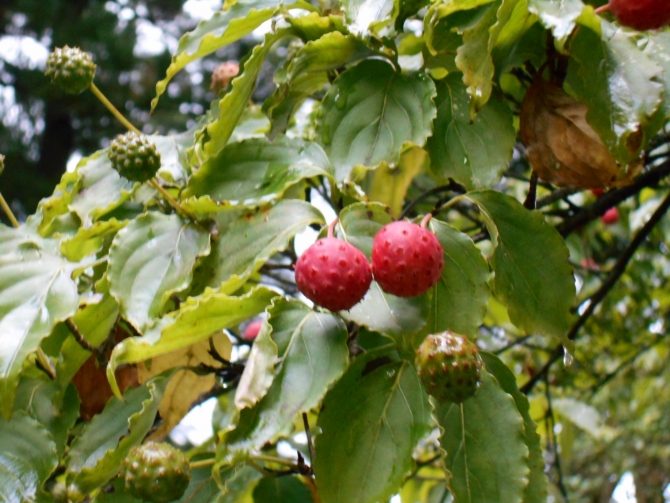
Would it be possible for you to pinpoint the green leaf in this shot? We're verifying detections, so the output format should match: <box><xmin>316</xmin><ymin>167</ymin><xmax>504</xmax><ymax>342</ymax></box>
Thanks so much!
<box><xmin>152</xmin><ymin>0</ymin><xmax>288</xmax><ymax>111</ymax></box>
<box><xmin>454</xmin><ymin>1</ymin><xmax>499</xmax><ymax>115</ymax></box>
<box><xmin>314</xmin><ymin>348</ymin><xmax>432</xmax><ymax>503</ymax></box>
<box><xmin>264</xmin><ymin>32</ymin><xmax>376</xmax><ymax>138</ymax></box>
<box><xmin>368</xmin><ymin>146</ymin><xmax>428</xmax><ymax>218</ymax></box>
<box><xmin>466</xmin><ymin>190</ymin><xmax>575</xmax><ymax>339</ymax></box>
<box><xmin>644</xmin><ymin>32</ymin><xmax>670</xmax><ymax>131</ymax></box>
<box><xmin>527</xmin><ymin>0</ymin><xmax>584</xmax><ymax>44</ymax></box>
<box><xmin>108</xmin><ymin>286</ymin><xmax>277</xmax><ymax>396</ymax></box>
<box><xmin>415</xmin><ymin>219</ymin><xmax>490</xmax><ymax>342</ymax></box>
<box><xmin>193</xmin><ymin>30</ymin><xmax>292</xmax><ymax>160</ymax></box>
<box><xmin>184</xmin><ymin>137</ymin><xmax>330</xmax><ymax>212</ymax></box>
<box><xmin>66</xmin><ymin>374</ymin><xmax>170</xmax><ymax>495</ymax></box>
<box><xmin>316</xmin><ymin>59</ymin><xmax>437</xmax><ymax>181</ymax></box>
<box><xmin>335</xmin><ymin>203</ymin><xmax>430</xmax><ymax>352</ymax></box>
<box><xmin>69</xmin><ymin>152</ymin><xmax>136</xmax><ymax>227</ymax></box>
<box><xmin>108</xmin><ymin>212</ymin><xmax>211</xmax><ymax>332</ymax></box>
<box><xmin>253</xmin><ymin>476</ymin><xmax>314</xmax><ymax>502</ymax></box>
<box><xmin>435</xmin><ymin>371</ymin><xmax>530</xmax><ymax>503</ymax></box>
<box><xmin>566</xmin><ymin>21</ymin><xmax>664</xmax><ymax>165</ymax></box>
<box><xmin>341</xmin><ymin>0</ymin><xmax>398</xmax><ymax>35</ymax></box>
<box><xmin>0</xmin><ymin>224</ymin><xmax>59</xmax><ymax>256</ymax></box>
<box><xmin>0</xmin><ymin>252</ymin><xmax>79</xmax><ymax>419</ymax></box>
<box><xmin>221</xmin><ymin>298</ymin><xmax>348</xmax><ymax>460</ymax></box>
<box><xmin>0</xmin><ymin>411</ymin><xmax>58</xmax><ymax>502</ymax></box>
<box><xmin>491</xmin><ymin>0</ymin><xmax>543</xmax><ymax>75</ymax></box>
<box><xmin>60</xmin><ymin>219</ymin><xmax>126</xmax><ymax>262</ymax></box>
<box><xmin>14</xmin><ymin>377</ymin><xmax>80</xmax><ymax>457</ymax></box>
<box><xmin>287</xmin><ymin>32</ymin><xmax>376</xmax><ymax>80</ymax></box>
<box><xmin>426</xmin><ymin>73</ymin><xmax>515</xmax><ymax>190</ymax></box>
<box><xmin>194</xmin><ymin>200</ymin><xmax>324</xmax><ymax>295</ymax></box>
<box><xmin>480</xmin><ymin>352</ymin><xmax>547</xmax><ymax>503</ymax></box>
<box><xmin>430</xmin><ymin>0</ymin><xmax>496</xmax><ymax>19</ymax></box>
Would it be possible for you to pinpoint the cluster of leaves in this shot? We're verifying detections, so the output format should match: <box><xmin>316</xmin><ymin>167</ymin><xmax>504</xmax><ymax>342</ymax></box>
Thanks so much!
<box><xmin>1</xmin><ymin>0</ymin><xmax>670</xmax><ymax>502</ymax></box>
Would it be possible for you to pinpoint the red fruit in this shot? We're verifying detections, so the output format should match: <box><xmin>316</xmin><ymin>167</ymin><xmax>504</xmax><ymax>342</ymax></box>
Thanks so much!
<box><xmin>601</xmin><ymin>207</ymin><xmax>620</xmax><ymax>225</ymax></box>
<box><xmin>244</xmin><ymin>320</ymin><xmax>263</xmax><ymax>340</ymax></box>
<box><xmin>609</xmin><ymin>0</ymin><xmax>670</xmax><ymax>31</ymax></box>
<box><xmin>295</xmin><ymin>221</ymin><xmax>372</xmax><ymax>311</ymax></box>
<box><xmin>591</xmin><ymin>188</ymin><xmax>605</xmax><ymax>198</ymax></box>
<box><xmin>371</xmin><ymin>217</ymin><xmax>444</xmax><ymax>298</ymax></box>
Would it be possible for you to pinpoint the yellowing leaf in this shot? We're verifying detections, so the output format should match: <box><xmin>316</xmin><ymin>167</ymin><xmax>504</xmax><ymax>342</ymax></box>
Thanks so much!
<box><xmin>138</xmin><ymin>332</ymin><xmax>232</xmax><ymax>439</ymax></box>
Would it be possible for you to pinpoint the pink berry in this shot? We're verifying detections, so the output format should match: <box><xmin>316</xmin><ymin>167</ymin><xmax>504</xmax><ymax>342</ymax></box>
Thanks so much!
<box><xmin>371</xmin><ymin>220</ymin><xmax>444</xmax><ymax>298</ymax></box>
<box><xmin>609</xmin><ymin>0</ymin><xmax>670</xmax><ymax>31</ymax></box>
<box><xmin>295</xmin><ymin>237</ymin><xmax>372</xmax><ymax>311</ymax></box>
<box><xmin>601</xmin><ymin>207</ymin><xmax>620</xmax><ymax>225</ymax></box>
<box><xmin>244</xmin><ymin>320</ymin><xmax>263</xmax><ymax>340</ymax></box>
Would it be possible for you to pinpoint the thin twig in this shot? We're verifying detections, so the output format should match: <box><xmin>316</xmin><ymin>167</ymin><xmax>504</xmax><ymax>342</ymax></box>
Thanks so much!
<box><xmin>545</xmin><ymin>376</ymin><xmax>569</xmax><ymax>502</ymax></box>
<box><xmin>149</xmin><ymin>179</ymin><xmax>200</xmax><ymax>222</ymax></box>
<box><xmin>89</xmin><ymin>82</ymin><xmax>141</xmax><ymax>135</ymax></box>
<box><xmin>524</xmin><ymin>172</ymin><xmax>539</xmax><ymax>209</ymax></box>
<box><xmin>302</xmin><ymin>412</ymin><xmax>316</xmax><ymax>470</ymax></box>
<box><xmin>400</xmin><ymin>181</ymin><xmax>465</xmax><ymax>220</ymax></box>
<box><xmin>521</xmin><ymin>190</ymin><xmax>670</xmax><ymax>395</ymax></box>
<box><xmin>589</xmin><ymin>335</ymin><xmax>663</xmax><ymax>396</ymax></box>
<box><xmin>0</xmin><ymin>191</ymin><xmax>19</xmax><ymax>227</ymax></box>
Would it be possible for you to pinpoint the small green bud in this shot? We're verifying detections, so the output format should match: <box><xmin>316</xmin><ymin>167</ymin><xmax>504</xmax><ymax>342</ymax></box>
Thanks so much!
<box><xmin>108</xmin><ymin>132</ymin><xmax>161</xmax><ymax>182</ymax></box>
<box><xmin>45</xmin><ymin>46</ymin><xmax>96</xmax><ymax>94</ymax></box>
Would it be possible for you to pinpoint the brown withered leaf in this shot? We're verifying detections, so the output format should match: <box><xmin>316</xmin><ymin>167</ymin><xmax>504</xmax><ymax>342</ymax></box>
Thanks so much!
<box><xmin>520</xmin><ymin>77</ymin><xmax>637</xmax><ymax>189</ymax></box>
<box><xmin>71</xmin><ymin>325</ymin><xmax>139</xmax><ymax>421</ymax></box>
<box><xmin>137</xmin><ymin>332</ymin><xmax>232</xmax><ymax>440</ymax></box>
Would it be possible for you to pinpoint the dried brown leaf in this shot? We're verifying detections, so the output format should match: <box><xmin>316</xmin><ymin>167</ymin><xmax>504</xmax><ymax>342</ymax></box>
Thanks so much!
<box><xmin>520</xmin><ymin>77</ymin><xmax>638</xmax><ymax>189</ymax></box>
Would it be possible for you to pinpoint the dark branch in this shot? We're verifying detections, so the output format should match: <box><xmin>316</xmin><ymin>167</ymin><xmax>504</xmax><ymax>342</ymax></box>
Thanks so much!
<box><xmin>521</xmin><ymin>190</ymin><xmax>670</xmax><ymax>394</ymax></box>
<box><xmin>556</xmin><ymin>160</ymin><xmax>670</xmax><ymax>236</ymax></box>
<box><xmin>400</xmin><ymin>181</ymin><xmax>466</xmax><ymax>220</ymax></box>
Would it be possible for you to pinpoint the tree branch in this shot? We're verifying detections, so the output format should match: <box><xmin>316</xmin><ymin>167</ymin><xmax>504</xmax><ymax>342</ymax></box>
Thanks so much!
<box><xmin>521</xmin><ymin>190</ymin><xmax>670</xmax><ymax>394</ymax></box>
<box><xmin>556</xmin><ymin>161</ymin><xmax>670</xmax><ymax>236</ymax></box>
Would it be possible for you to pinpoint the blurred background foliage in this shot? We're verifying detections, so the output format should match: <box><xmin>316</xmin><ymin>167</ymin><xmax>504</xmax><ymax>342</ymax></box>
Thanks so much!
<box><xmin>2</xmin><ymin>1</ymin><xmax>670</xmax><ymax>502</ymax></box>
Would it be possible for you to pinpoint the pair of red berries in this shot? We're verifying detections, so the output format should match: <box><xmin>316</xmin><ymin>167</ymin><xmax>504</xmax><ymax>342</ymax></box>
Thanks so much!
<box><xmin>294</xmin><ymin>216</ymin><xmax>445</xmax><ymax>312</ymax></box>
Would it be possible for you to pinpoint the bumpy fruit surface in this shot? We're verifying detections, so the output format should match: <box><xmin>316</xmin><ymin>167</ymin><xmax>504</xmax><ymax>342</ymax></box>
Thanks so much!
<box><xmin>295</xmin><ymin>237</ymin><xmax>372</xmax><ymax>311</ymax></box>
<box><xmin>124</xmin><ymin>442</ymin><xmax>191</xmax><ymax>503</ymax></box>
<box><xmin>372</xmin><ymin>220</ymin><xmax>444</xmax><ymax>297</ymax></box>
<box><xmin>108</xmin><ymin>132</ymin><xmax>161</xmax><ymax>182</ymax></box>
<box><xmin>45</xmin><ymin>46</ymin><xmax>96</xmax><ymax>94</ymax></box>
<box><xmin>601</xmin><ymin>207</ymin><xmax>620</xmax><ymax>225</ymax></box>
<box><xmin>609</xmin><ymin>0</ymin><xmax>670</xmax><ymax>31</ymax></box>
<box><xmin>244</xmin><ymin>320</ymin><xmax>263</xmax><ymax>340</ymax></box>
<box><xmin>416</xmin><ymin>331</ymin><xmax>483</xmax><ymax>404</ymax></box>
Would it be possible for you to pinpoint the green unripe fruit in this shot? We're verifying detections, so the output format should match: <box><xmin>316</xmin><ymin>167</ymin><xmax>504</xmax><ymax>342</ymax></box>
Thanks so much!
<box><xmin>416</xmin><ymin>331</ymin><xmax>483</xmax><ymax>404</ymax></box>
<box><xmin>45</xmin><ymin>46</ymin><xmax>96</xmax><ymax>94</ymax></box>
<box><xmin>124</xmin><ymin>442</ymin><xmax>191</xmax><ymax>503</ymax></box>
<box><xmin>108</xmin><ymin>132</ymin><xmax>161</xmax><ymax>182</ymax></box>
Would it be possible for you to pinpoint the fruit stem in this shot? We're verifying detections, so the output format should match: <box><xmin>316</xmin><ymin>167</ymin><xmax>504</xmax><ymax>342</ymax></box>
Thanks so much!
<box><xmin>420</xmin><ymin>213</ymin><xmax>433</xmax><ymax>229</ymax></box>
<box><xmin>251</xmin><ymin>454</ymin><xmax>300</xmax><ymax>468</ymax></box>
<box><xmin>189</xmin><ymin>458</ymin><xmax>216</xmax><ymax>470</ymax></box>
<box><xmin>0</xmin><ymin>191</ymin><xmax>19</xmax><ymax>227</ymax></box>
<box><xmin>594</xmin><ymin>3</ymin><xmax>610</xmax><ymax>14</ymax></box>
<box><xmin>327</xmin><ymin>217</ymin><xmax>339</xmax><ymax>238</ymax></box>
<box><xmin>149</xmin><ymin>179</ymin><xmax>200</xmax><ymax>222</ymax></box>
<box><xmin>89</xmin><ymin>82</ymin><xmax>141</xmax><ymax>135</ymax></box>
